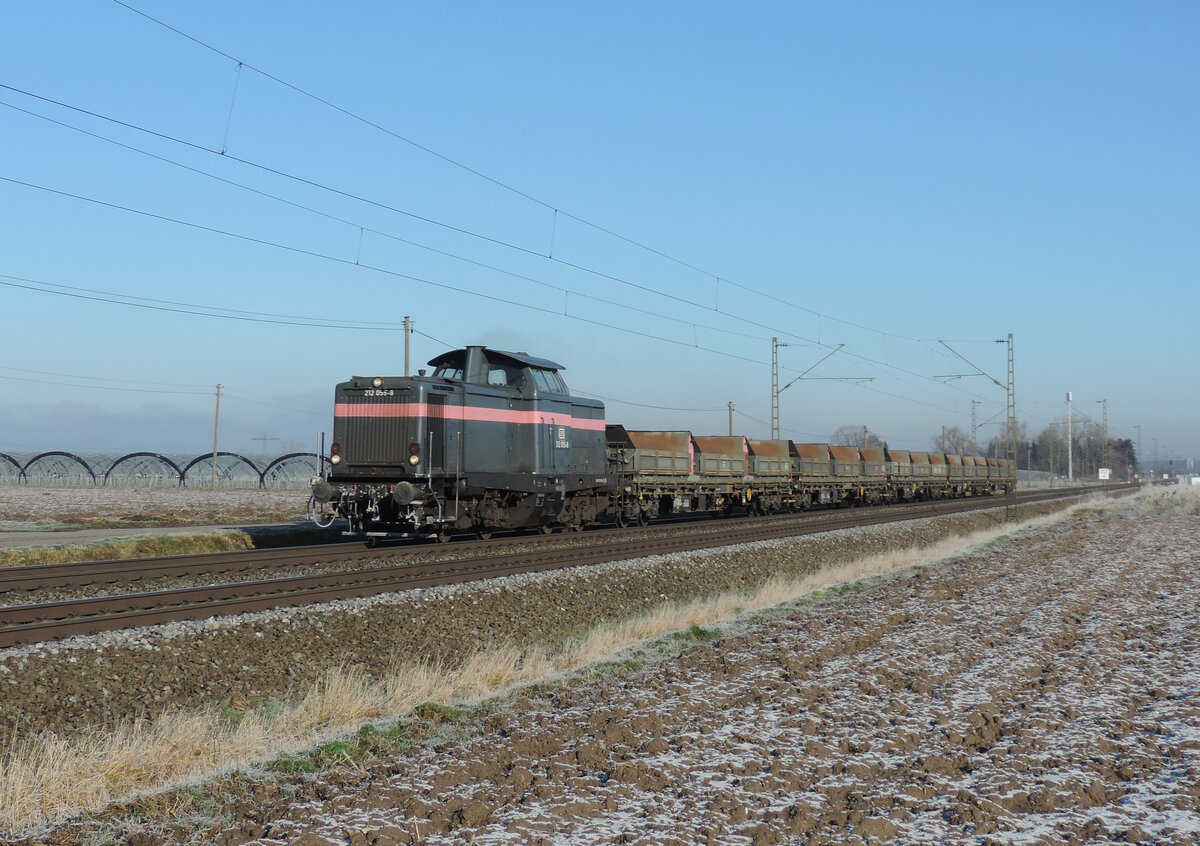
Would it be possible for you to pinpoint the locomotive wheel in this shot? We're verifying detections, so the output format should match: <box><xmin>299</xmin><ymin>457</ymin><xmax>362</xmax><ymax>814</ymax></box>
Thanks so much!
<box><xmin>435</xmin><ymin>527</ymin><xmax>453</xmax><ymax>543</ymax></box>
<box><xmin>474</xmin><ymin>526</ymin><xmax>493</xmax><ymax>540</ymax></box>
<box><xmin>539</xmin><ymin>523</ymin><xmax>555</xmax><ymax>535</ymax></box>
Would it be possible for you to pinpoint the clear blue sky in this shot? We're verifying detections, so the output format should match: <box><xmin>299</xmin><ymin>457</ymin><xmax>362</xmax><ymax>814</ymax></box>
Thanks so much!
<box><xmin>1</xmin><ymin>1</ymin><xmax>1196</xmax><ymax>467</ymax></box>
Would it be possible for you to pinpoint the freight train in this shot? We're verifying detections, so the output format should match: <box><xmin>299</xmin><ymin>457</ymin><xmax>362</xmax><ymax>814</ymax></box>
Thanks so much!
<box><xmin>308</xmin><ymin>345</ymin><xmax>1015</xmax><ymax>542</ymax></box>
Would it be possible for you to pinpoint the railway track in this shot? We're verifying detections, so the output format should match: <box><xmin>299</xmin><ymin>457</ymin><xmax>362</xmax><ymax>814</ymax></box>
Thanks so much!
<box><xmin>0</xmin><ymin>486</ymin><xmax>1123</xmax><ymax>649</ymax></box>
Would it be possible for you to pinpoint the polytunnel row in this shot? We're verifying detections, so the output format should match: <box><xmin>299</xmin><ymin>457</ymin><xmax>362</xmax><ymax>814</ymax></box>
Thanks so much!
<box><xmin>0</xmin><ymin>451</ymin><xmax>329</xmax><ymax>489</ymax></box>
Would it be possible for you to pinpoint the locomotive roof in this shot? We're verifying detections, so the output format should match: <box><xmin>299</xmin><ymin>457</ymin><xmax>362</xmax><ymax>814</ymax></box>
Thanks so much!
<box><xmin>427</xmin><ymin>347</ymin><xmax>565</xmax><ymax>371</ymax></box>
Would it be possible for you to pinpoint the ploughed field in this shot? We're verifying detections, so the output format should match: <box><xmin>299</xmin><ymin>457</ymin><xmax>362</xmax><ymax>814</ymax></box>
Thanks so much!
<box><xmin>4</xmin><ymin>487</ymin><xmax>1199</xmax><ymax>844</ymax></box>
<box><xmin>192</xmin><ymin>495</ymin><xmax>1199</xmax><ymax>845</ymax></box>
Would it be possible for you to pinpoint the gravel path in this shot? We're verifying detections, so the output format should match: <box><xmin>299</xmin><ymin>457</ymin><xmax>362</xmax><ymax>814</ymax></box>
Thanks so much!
<box><xmin>121</xmin><ymin>493</ymin><xmax>1197</xmax><ymax>846</ymax></box>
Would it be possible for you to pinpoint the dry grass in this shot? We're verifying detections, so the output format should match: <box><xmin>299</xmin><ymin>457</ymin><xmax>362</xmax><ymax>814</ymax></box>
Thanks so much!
<box><xmin>0</xmin><ymin>532</ymin><xmax>256</xmax><ymax>569</ymax></box>
<box><xmin>2</xmin><ymin>714</ymin><xmax>263</xmax><ymax>837</ymax></box>
<box><xmin>0</xmin><ymin>509</ymin><xmax>1073</xmax><ymax>837</ymax></box>
<box><xmin>1114</xmin><ymin>482</ymin><xmax>1200</xmax><ymax>517</ymax></box>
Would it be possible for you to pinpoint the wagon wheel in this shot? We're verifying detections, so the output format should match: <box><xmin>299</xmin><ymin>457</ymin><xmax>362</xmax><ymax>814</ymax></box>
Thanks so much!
<box><xmin>474</xmin><ymin>526</ymin><xmax>493</xmax><ymax>541</ymax></box>
<box><xmin>539</xmin><ymin>523</ymin><xmax>555</xmax><ymax>535</ymax></box>
<box><xmin>435</xmin><ymin>526</ymin><xmax>453</xmax><ymax>543</ymax></box>
<box><xmin>636</xmin><ymin>511</ymin><xmax>649</xmax><ymax>527</ymax></box>
<box><xmin>614</xmin><ymin>511</ymin><xmax>629</xmax><ymax>529</ymax></box>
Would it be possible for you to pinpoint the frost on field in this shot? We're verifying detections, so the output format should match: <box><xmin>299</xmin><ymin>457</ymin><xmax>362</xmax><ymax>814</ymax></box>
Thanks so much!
<box><xmin>0</xmin><ymin>485</ymin><xmax>306</xmax><ymax>526</ymax></box>
<box><xmin>1101</xmin><ymin>484</ymin><xmax>1200</xmax><ymax>518</ymax></box>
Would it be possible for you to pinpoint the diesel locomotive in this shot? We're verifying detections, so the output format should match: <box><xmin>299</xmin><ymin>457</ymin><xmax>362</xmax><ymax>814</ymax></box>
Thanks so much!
<box><xmin>309</xmin><ymin>345</ymin><xmax>1015</xmax><ymax>542</ymax></box>
<box><xmin>310</xmin><ymin>345</ymin><xmax>615</xmax><ymax>542</ymax></box>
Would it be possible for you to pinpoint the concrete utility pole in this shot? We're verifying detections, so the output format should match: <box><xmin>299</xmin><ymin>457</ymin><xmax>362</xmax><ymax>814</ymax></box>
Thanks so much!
<box><xmin>1097</xmin><ymin>399</ymin><xmax>1108</xmax><ymax>474</ymax></box>
<box><xmin>1067</xmin><ymin>391</ymin><xmax>1073</xmax><ymax>483</ymax></box>
<box><xmin>212</xmin><ymin>384</ymin><xmax>222</xmax><ymax>488</ymax></box>
<box><xmin>404</xmin><ymin>316</ymin><xmax>412</xmax><ymax>377</ymax></box>
<box><xmin>728</xmin><ymin>402</ymin><xmax>733</xmax><ymax>437</ymax></box>
<box><xmin>1135</xmin><ymin>424</ymin><xmax>1142</xmax><ymax>476</ymax></box>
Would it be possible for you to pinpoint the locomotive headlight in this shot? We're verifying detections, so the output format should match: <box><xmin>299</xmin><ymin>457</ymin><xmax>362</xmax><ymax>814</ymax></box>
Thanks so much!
<box><xmin>330</xmin><ymin>454</ymin><xmax>342</xmax><ymax>465</ymax></box>
<box><xmin>329</xmin><ymin>442</ymin><xmax>342</xmax><ymax>465</ymax></box>
<box><xmin>372</xmin><ymin>377</ymin><xmax>383</xmax><ymax>388</ymax></box>
<box><xmin>408</xmin><ymin>442</ymin><xmax>420</xmax><ymax>465</ymax></box>
<box><xmin>408</xmin><ymin>454</ymin><xmax>420</xmax><ymax>465</ymax></box>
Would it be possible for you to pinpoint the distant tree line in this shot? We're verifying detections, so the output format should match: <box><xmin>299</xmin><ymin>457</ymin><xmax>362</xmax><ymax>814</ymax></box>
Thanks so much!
<box><xmin>829</xmin><ymin>420</ymin><xmax>1138</xmax><ymax>481</ymax></box>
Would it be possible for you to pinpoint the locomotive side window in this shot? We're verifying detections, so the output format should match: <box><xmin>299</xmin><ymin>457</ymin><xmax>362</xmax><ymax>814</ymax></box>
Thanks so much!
<box><xmin>433</xmin><ymin>365</ymin><xmax>464</xmax><ymax>381</ymax></box>
<box><xmin>488</xmin><ymin>366</ymin><xmax>526</xmax><ymax>388</ymax></box>
<box><xmin>532</xmin><ymin>368</ymin><xmax>567</xmax><ymax>393</ymax></box>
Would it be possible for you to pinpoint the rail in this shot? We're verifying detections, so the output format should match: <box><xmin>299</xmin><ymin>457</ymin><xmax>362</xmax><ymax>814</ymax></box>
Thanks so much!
<box><xmin>0</xmin><ymin>486</ymin><xmax>1127</xmax><ymax>649</ymax></box>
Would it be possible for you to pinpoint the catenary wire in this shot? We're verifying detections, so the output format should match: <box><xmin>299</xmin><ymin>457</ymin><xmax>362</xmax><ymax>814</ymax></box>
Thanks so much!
<box><xmin>109</xmin><ymin>0</ymin><xmax>933</xmax><ymax>347</ymax></box>
<box><xmin>0</xmin><ymin>90</ymin><xmax>1010</xmax><ymax>419</ymax></box>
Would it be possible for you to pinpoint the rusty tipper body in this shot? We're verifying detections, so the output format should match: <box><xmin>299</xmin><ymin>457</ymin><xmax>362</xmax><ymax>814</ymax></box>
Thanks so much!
<box><xmin>312</xmin><ymin>346</ymin><xmax>613</xmax><ymax>541</ymax></box>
